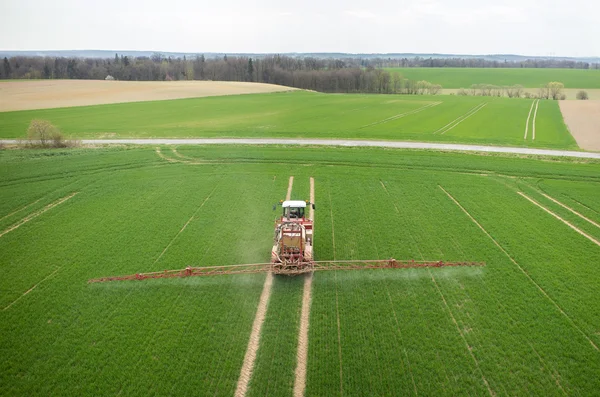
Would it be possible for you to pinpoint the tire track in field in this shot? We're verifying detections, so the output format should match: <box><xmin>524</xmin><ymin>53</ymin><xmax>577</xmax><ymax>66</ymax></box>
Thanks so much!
<box><xmin>359</xmin><ymin>101</ymin><xmax>441</xmax><ymax>129</ymax></box>
<box><xmin>569</xmin><ymin>197</ymin><xmax>600</xmax><ymax>216</ymax></box>
<box><xmin>434</xmin><ymin>102</ymin><xmax>487</xmax><ymax>135</ymax></box>
<box><xmin>2</xmin><ymin>266</ymin><xmax>62</xmax><ymax>311</ymax></box>
<box><xmin>378</xmin><ymin>180</ymin><xmax>420</xmax><ymax>394</ymax></box>
<box><xmin>286</xmin><ymin>176</ymin><xmax>294</xmax><ymax>201</ymax></box>
<box><xmin>0</xmin><ymin>192</ymin><xmax>79</xmax><ymax>239</ymax></box>
<box><xmin>429</xmin><ymin>270</ymin><xmax>495</xmax><ymax>396</ymax></box>
<box><xmin>0</xmin><ymin>176</ymin><xmax>84</xmax><ymax>221</ymax></box>
<box><xmin>532</xmin><ymin>99</ymin><xmax>540</xmax><ymax>141</ymax></box>
<box><xmin>538</xmin><ymin>192</ymin><xmax>600</xmax><ymax>230</ymax></box>
<box><xmin>328</xmin><ymin>185</ymin><xmax>344</xmax><ymax>397</ymax></box>
<box><xmin>171</xmin><ymin>147</ymin><xmax>193</xmax><ymax>160</ymax></box>
<box><xmin>524</xmin><ymin>100</ymin><xmax>537</xmax><ymax>140</ymax></box>
<box><xmin>293</xmin><ymin>176</ymin><xmax>314</xmax><ymax>397</ymax></box>
<box><xmin>155</xmin><ymin>147</ymin><xmax>180</xmax><ymax>163</ymax></box>
<box><xmin>153</xmin><ymin>185</ymin><xmax>219</xmax><ymax>265</ymax></box>
<box><xmin>0</xmin><ymin>198</ymin><xmax>43</xmax><ymax>223</ymax></box>
<box><xmin>439</xmin><ymin>185</ymin><xmax>599</xmax><ymax>352</ymax></box>
<box><xmin>517</xmin><ymin>192</ymin><xmax>600</xmax><ymax>247</ymax></box>
<box><xmin>156</xmin><ymin>147</ymin><xmax>213</xmax><ymax>165</ymax></box>
<box><xmin>235</xmin><ymin>176</ymin><xmax>293</xmax><ymax>397</ymax></box>
<box><xmin>529</xmin><ymin>342</ymin><xmax>568</xmax><ymax>396</ymax></box>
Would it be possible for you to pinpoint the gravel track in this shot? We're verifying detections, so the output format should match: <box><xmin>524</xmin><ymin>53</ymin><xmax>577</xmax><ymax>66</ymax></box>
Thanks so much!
<box><xmin>7</xmin><ymin>138</ymin><xmax>596</xmax><ymax>159</ymax></box>
<box><xmin>3</xmin><ymin>138</ymin><xmax>598</xmax><ymax>159</ymax></box>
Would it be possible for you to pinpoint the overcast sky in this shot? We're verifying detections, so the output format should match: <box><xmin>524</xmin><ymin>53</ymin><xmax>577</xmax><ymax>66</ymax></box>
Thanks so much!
<box><xmin>1</xmin><ymin>0</ymin><xmax>598</xmax><ymax>57</ymax></box>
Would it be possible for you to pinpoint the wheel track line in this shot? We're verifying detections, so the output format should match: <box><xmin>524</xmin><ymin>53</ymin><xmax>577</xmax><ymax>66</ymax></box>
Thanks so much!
<box><xmin>235</xmin><ymin>176</ymin><xmax>293</xmax><ymax>397</ymax></box>
<box><xmin>155</xmin><ymin>147</ymin><xmax>180</xmax><ymax>163</ymax></box>
<box><xmin>379</xmin><ymin>181</ymin><xmax>400</xmax><ymax>214</ymax></box>
<box><xmin>529</xmin><ymin>342</ymin><xmax>568</xmax><ymax>396</ymax></box>
<box><xmin>361</xmin><ymin>103</ymin><xmax>431</xmax><ymax>128</ymax></box>
<box><xmin>235</xmin><ymin>271</ymin><xmax>274</xmax><ymax>397</ymax></box>
<box><xmin>0</xmin><ymin>177</ymin><xmax>83</xmax><ymax>221</ymax></box>
<box><xmin>293</xmin><ymin>177</ymin><xmax>314</xmax><ymax>397</ymax></box>
<box><xmin>384</xmin><ymin>283</ymin><xmax>418</xmax><ymax>395</ymax></box>
<box><xmin>379</xmin><ymin>179</ymin><xmax>422</xmax><ymax>395</ymax></box>
<box><xmin>3</xmin><ymin>266</ymin><xmax>62</xmax><ymax>311</ymax></box>
<box><xmin>517</xmin><ymin>192</ymin><xmax>600</xmax><ymax>247</ymax></box>
<box><xmin>439</xmin><ymin>185</ymin><xmax>599</xmax><ymax>352</ymax></box>
<box><xmin>157</xmin><ymin>148</ymin><xmax>232</xmax><ymax>165</ymax></box>
<box><xmin>0</xmin><ymin>198</ymin><xmax>43</xmax><ymax>222</ymax></box>
<box><xmin>440</xmin><ymin>102</ymin><xmax>487</xmax><ymax>135</ymax></box>
<box><xmin>379</xmin><ymin>180</ymin><xmax>426</xmax><ymax>261</ymax></box>
<box><xmin>570</xmin><ymin>197</ymin><xmax>600</xmax><ymax>216</ymax></box>
<box><xmin>429</xmin><ymin>270</ymin><xmax>495</xmax><ymax>396</ymax></box>
<box><xmin>328</xmin><ymin>186</ymin><xmax>344</xmax><ymax>397</ymax></box>
<box><xmin>286</xmin><ymin>176</ymin><xmax>294</xmax><ymax>201</ymax></box>
<box><xmin>435</xmin><ymin>102</ymin><xmax>487</xmax><ymax>134</ymax></box>
<box><xmin>532</xmin><ymin>99</ymin><xmax>540</xmax><ymax>141</ymax></box>
<box><xmin>360</xmin><ymin>102</ymin><xmax>441</xmax><ymax>129</ymax></box>
<box><xmin>539</xmin><ymin>192</ymin><xmax>600</xmax><ymax>229</ymax></box>
<box><xmin>153</xmin><ymin>185</ymin><xmax>218</xmax><ymax>265</ymax></box>
<box><xmin>0</xmin><ymin>192</ymin><xmax>79</xmax><ymax>239</ymax></box>
<box><xmin>171</xmin><ymin>147</ymin><xmax>193</xmax><ymax>160</ymax></box>
<box><xmin>524</xmin><ymin>99</ymin><xmax>536</xmax><ymax>140</ymax></box>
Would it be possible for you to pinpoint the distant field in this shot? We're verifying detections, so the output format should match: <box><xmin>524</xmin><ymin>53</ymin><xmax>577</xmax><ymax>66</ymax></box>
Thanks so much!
<box><xmin>0</xmin><ymin>80</ymin><xmax>297</xmax><ymax>111</ymax></box>
<box><xmin>0</xmin><ymin>91</ymin><xmax>578</xmax><ymax>149</ymax></box>
<box><xmin>386</xmin><ymin>67</ymin><xmax>600</xmax><ymax>89</ymax></box>
<box><xmin>1</xmin><ymin>145</ymin><xmax>599</xmax><ymax>395</ymax></box>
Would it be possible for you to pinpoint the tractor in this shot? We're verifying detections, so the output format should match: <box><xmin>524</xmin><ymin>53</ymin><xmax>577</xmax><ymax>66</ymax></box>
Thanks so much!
<box><xmin>271</xmin><ymin>200</ymin><xmax>315</xmax><ymax>274</ymax></box>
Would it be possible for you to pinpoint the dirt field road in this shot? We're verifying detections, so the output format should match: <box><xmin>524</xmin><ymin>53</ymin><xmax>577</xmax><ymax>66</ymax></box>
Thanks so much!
<box><xmin>0</xmin><ymin>80</ymin><xmax>297</xmax><ymax>112</ymax></box>
<box><xmin>4</xmin><ymin>138</ymin><xmax>594</xmax><ymax>158</ymax></box>
<box><xmin>559</xmin><ymin>100</ymin><xmax>600</xmax><ymax>151</ymax></box>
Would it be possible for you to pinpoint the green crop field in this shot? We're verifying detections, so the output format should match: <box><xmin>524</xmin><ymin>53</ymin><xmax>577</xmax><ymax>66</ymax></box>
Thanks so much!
<box><xmin>0</xmin><ymin>91</ymin><xmax>578</xmax><ymax>149</ymax></box>
<box><xmin>385</xmin><ymin>67</ymin><xmax>600</xmax><ymax>89</ymax></box>
<box><xmin>1</xmin><ymin>145</ymin><xmax>599</xmax><ymax>396</ymax></box>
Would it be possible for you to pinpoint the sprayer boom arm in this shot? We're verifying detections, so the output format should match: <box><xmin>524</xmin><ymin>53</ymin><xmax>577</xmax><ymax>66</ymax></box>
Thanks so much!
<box><xmin>88</xmin><ymin>260</ymin><xmax>484</xmax><ymax>283</ymax></box>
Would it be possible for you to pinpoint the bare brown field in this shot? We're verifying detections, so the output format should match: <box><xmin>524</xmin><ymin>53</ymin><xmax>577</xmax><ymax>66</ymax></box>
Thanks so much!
<box><xmin>0</xmin><ymin>80</ymin><xmax>297</xmax><ymax>112</ymax></box>
<box><xmin>559</xmin><ymin>100</ymin><xmax>600</xmax><ymax>151</ymax></box>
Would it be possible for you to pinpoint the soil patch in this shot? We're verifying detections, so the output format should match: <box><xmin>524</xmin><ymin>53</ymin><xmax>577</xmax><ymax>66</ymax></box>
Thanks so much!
<box><xmin>559</xmin><ymin>100</ymin><xmax>600</xmax><ymax>151</ymax></box>
<box><xmin>0</xmin><ymin>80</ymin><xmax>297</xmax><ymax>112</ymax></box>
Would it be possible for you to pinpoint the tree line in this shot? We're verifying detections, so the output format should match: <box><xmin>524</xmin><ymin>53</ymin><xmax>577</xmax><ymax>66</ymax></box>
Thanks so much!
<box><xmin>0</xmin><ymin>54</ymin><xmax>443</xmax><ymax>94</ymax></box>
<box><xmin>456</xmin><ymin>82</ymin><xmax>571</xmax><ymax>100</ymax></box>
<box><xmin>3</xmin><ymin>53</ymin><xmax>596</xmax><ymax>94</ymax></box>
<box><xmin>361</xmin><ymin>57</ymin><xmax>598</xmax><ymax>69</ymax></box>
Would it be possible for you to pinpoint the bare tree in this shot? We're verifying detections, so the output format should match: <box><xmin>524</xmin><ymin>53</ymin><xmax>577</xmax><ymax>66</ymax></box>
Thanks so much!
<box><xmin>26</xmin><ymin>120</ymin><xmax>67</xmax><ymax>147</ymax></box>
<box><xmin>469</xmin><ymin>85</ymin><xmax>478</xmax><ymax>96</ymax></box>
<box><xmin>416</xmin><ymin>80</ymin><xmax>429</xmax><ymax>95</ymax></box>
<box><xmin>576</xmin><ymin>90</ymin><xmax>589</xmax><ymax>100</ymax></box>
<box><xmin>513</xmin><ymin>84</ymin><xmax>523</xmax><ymax>98</ymax></box>
<box><xmin>547</xmin><ymin>81</ymin><xmax>564</xmax><ymax>100</ymax></box>
<box><xmin>427</xmin><ymin>84</ymin><xmax>442</xmax><ymax>95</ymax></box>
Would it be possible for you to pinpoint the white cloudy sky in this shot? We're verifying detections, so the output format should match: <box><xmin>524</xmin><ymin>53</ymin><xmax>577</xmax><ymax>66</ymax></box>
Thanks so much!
<box><xmin>1</xmin><ymin>0</ymin><xmax>598</xmax><ymax>56</ymax></box>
